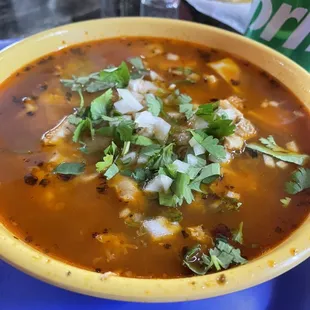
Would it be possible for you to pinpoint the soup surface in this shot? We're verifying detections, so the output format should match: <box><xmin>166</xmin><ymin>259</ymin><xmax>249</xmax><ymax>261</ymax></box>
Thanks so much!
<box><xmin>0</xmin><ymin>37</ymin><xmax>309</xmax><ymax>278</ymax></box>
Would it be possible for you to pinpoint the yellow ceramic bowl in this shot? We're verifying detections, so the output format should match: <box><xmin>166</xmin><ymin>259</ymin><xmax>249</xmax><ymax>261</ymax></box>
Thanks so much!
<box><xmin>0</xmin><ymin>18</ymin><xmax>309</xmax><ymax>302</ymax></box>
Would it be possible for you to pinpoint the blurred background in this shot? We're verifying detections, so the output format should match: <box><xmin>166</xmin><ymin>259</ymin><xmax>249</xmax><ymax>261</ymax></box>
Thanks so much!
<box><xmin>0</xmin><ymin>0</ymin><xmax>252</xmax><ymax>41</ymax></box>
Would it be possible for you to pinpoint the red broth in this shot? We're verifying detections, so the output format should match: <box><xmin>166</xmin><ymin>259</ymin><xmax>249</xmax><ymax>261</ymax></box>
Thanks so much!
<box><xmin>0</xmin><ymin>37</ymin><xmax>309</xmax><ymax>278</ymax></box>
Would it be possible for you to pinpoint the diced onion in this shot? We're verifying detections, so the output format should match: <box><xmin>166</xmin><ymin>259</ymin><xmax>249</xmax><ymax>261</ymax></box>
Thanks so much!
<box><xmin>263</xmin><ymin>154</ymin><xmax>276</xmax><ymax>168</ymax></box>
<box><xmin>143</xmin><ymin>216</ymin><xmax>181</xmax><ymax>241</ymax></box>
<box><xmin>114</xmin><ymin>89</ymin><xmax>143</xmax><ymax>114</ymax></box>
<box><xmin>128</xmin><ymin>79</ymin><xmax>158</xmax><ymax>94</ymax></box>
<box><xmin>192</xmin><ymin>116</ymin><xmax>209</xmax><ymax>129</ymax></box>
<box><xmin>135</xmin><ymin>111</ymin><xmax>157</xmax><ymax>128</ymax></box>
<box><xmin>189</xmin><ymin>137</ymin><xmax>205</xmax><ymax>156</ymax></box>
<box><xmin>150</xmin><ymin>70</ymin><xmax>163</xmax><ymax>81</ymax></box>
<box><xmin>186</xmin><ymin>154</ymin><xmax>199</xmax><ymax>166</ymax></box>
<box><xmin>226</xmin><ymin>191</ymin><xmax>240</xmax><ymax>200</ymax></box>
<box><xmin>276</xmin><ymin>161</ymin><xmax>288</xmax><ymax>169</ymax></box>
<box><xmin>121</xmin><ymin>151</ymin><xmax>137</xmax><ymax>164</ymax></box>
<box><xmin>119</xmin><ymin>208</ymin><xmax>131</xmax><ymax>219</ymax></box>
<box><xmin>166</xmin><ymin>53</ymin><xmax>179</xmax><ymax>61</ymax></box>
<box><xmin>285</xmin><ymin>141</ymin><xmax>299</xmax><ymax>153</ymax></box>
<box><xmin>137</xmin><ymin>154</ymin><xmax>149</xmax><ymax>164</ymax></box>
<box><xmin>173</xmin><ymin>160</ymin><xmax>190</xmax><ymax>173</ymax></box>
<box><xmin>153</xmin><ymin>117</ymin><xmax>171</xmax><ymax>143</ymax></box>
<box><xmin>144</xmin><ymin>175</ymin><xmax>173</xmax><ymax>193</ymax></box>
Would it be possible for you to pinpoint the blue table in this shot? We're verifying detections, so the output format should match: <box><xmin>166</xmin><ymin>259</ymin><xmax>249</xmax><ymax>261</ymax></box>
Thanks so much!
<box><xmin>0</xmin><ymin>39</ymin><xmax>309</xmax><ymax>310</ymax></box>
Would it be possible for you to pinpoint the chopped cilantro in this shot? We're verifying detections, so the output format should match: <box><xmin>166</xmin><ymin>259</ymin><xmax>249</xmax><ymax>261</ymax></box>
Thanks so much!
<box><xmin>90</xmin><ymin>88</ymin><xmax>113</xmax><ymax>120</ymax></box>
<box><xmin>140</xmin><ymin>144</ymin><xmax>161</xmax><ymax>156</ymax></box>
<box><xmin>128</xmin><ymin>57</ymin><xmax>144</xmax><ymax>71</ymax></box>
<box><xmin>204</xmin><ymin>118</ymin><xmax>235</xmax><ymax>139</ymax></box>
<box><xmin>285</xmin><ymin>168</ymin><xmax>310</xmax><ymax>194</ymax></box>
<box><xmin>61</xmin><ymin>62</ymin><xmax>130</xmax><ymax>93</ymax></box>
<box><xmin>96</xmin><ymin>154</ymin><xmax>114</xmax><ymax>173</ymax></box>
<box><xmin>174</xmin><ymin>173</ymin><xmax>194</xmax><ymax>205</ymax></box>
<box><xmin>190</xmin><ymin>130</ymin><xmax>226</xmax><ymax>160</ymax></box>
<box><xmin>147</xmin><ymin>143</ymin><xmax>176</xmax><ymax>170</ymax></box>
<box><xmin>53</xmin><ymin>162</ymin><xmax>85</xmax><ymax>175</ymax></box>
<box><xmin>116</xmin><ymin>120</ymin><xmax>135</xmax><ymax>142</ymax></box>
<box><xmin>178</xmin><ymin>94</ymin><xmax>195</xmax><ymax>120</ymax></box>
<box><xmin>128</xmin><ymin>57</ymin><xmax>148</xmax><ymax>79</ymax></box>
<box><xmin>131</xmin><ymin>135</ymin><xmax>153</xmax><ymax>146</ymax></box>
<box><xmin>99</xmin><ymin>61</ymin><xmax>130</xmax><ymax>89</ymax></box>
<box><xmin>104</xmin><ymin>163</ymin><xmax>119</xmax><ymax>180</ymax></box>
<box><xmin>67</xmin><ymin>114</ymin><xmax>82</xmax><ymax>125</ymax></box>
<box><xmin>183</xmin><ymin>238</ymin><xmax>247</xmax><ymax>275</ymax></box>
<box><xmin>247</xmin><ymin>137</ymin><xmax>309</xmax><ymax>166</ymax></box>
<box><xmin>146</xmin><ymin>94</ymin><xmax>163</xmax><ymax>117</ymax></box>
<box><xmin>196</xmin><ymin>102</ymin><xmax>219</xmax><ymax>120</ymax></box>
<box><xmin>159</xmin><ymin>192</ymin><xmax>181</xmax><ymax>208</ymax></box>
<box><xmin>72</xmin><ymin>117</ymin><xmax>94</xmax><ymax>143</ymax></box>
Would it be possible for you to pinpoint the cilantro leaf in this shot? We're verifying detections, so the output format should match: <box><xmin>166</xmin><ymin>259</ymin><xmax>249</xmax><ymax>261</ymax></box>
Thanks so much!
<box><xmin>147</xmin><ymin>143</ymin><xmax>176</xmax><ymax>170</ymax></box>
<box><xmin>159</xmin><ymin>192</ymin><xmax>182</xmax><ymax>207</ymax></box>
<box><xmin>285</xmin><ymin>168</ymin><xmax>310</xmax><ymax>194</ymax></box>
<box><xmin>146</xmin><ymin>94</ymin><xmax>162</xmax><ymax>117</ymax></box>
<box><xmin>128</xmin><ymin>57</ymin><xmax>144</xmax><ymax>70</ymax></box>
<box><xmin>247</xmin><ymin>138</ymin><xmax>309</xmax><ymax>166</ymax></box>
<box><xmin>116</xmin><ymin>120</ymin><xmax>135</xmax><ymax>142</ymax></box>
<box><xmin>104</xmin><ymin>163</ymin><xmax>119</xmax><ymax>180</ymax></box>
<box><xmin>90</xmin><ymin>88</ymin><xmax>113</xmax><ymax>120</ymax></box>
<box><xmin>96</xmin><ymin>154</ymin><xmax>114</xmax><ymax>173</ymax></box>
<box><xmin>61</xmin><ymin>62</ymin><xmax>130</xmax><ymax>93</ymax></box>
<box><xmin>259</xmin><ymin>135</ymin><xmax>288</xmax><ymax>152</ymax></box>
<box><xmin>196</xmin><ymin>102</ymin><xmax>219</xmax><ymax>120</ymax></box>
<box><xmin>178</xmin><ymin>94</ymin><xmax>195</xmax><ymax>120</ymax></box>
<box><xmin>174</xmin><ymin>173</ymin><xmax>194</xmax><ymax>205</ymax></box>
<box><xmin>53</xmin><ymin>162</ymin><xmax>85</xmax><ymax>175</ymax></box>
<box><xmin>204</xmin><ymin>118</ymin><xmax>235</xmax><ymax>139</ymax></box>
<box><xmin>67</xmin><ymin>114</ymin><xmax>82</xmax><ymax>125</ymax></box>
<box><xmin>96</xmin><ymin>126</ymin><xmax>115</xmax><ymax>137</ymax></box>
<box><xmin>190</xmin><ymin>130</ymin><xmax>226</xmax><ymax>160</ymax></box>
<box><xmin>190</xmin><ymin>163</ymin><xmax>221</xmax><ymax>192</ymax></box>
<box><xmin>232</xmin><ymin>222</ymin><xmax>244</xmax><ymax>244</ymax></box>
<box><xmin>104</xmin><ymin>141</ymin><xmax>118</xmax><ymax>156</ymax></box>
<box><xmin>99</xmin><ymin>61</ymin><xmax>130</xmax><ymax>89</ymax></box>
<box><xmin>183</xmin><ymin>238</ymin><xmax>247</xmax><ymax>275</ymax></box>
<box><xmin>183</xmin><ymin>245</ymin><xmax>209</xmax><ymax>275</ymax></box>
<box><xmin>128</xmin><ymin>57</ymin><xmax>148</xmax><ymax>79</ymax></box>
<box><xmin>72</xmin><ymin>117</ymin><xmax>94</xmax><ymax>143</ymax></box>
<box><xmin>140</xmin><ymin>144</ymin><xmax>161</xmax><ymax>156</ymax></box>
<box><xmin>131</xmin><ymin>135</ymin><xmax>154</xmax><ymax>146</ymax></box>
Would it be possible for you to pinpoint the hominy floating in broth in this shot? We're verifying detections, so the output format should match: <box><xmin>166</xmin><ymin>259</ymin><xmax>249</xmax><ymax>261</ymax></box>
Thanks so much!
<box><xmin>0</xmin><ymin>37</ymin><xmax>309</xmax><ymax>278</ymax></box>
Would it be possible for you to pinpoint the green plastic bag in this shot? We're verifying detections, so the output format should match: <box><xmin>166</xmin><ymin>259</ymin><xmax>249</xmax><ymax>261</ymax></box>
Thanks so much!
<box><xmin>245</xmin><ymin>0</ymin><xmax>310</xmax><ymax>71</ymax></box>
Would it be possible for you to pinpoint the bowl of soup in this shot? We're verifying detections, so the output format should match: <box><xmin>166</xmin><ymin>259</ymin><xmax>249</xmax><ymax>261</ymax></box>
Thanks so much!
<box><xmin>0</xmin><ymin>18</ymin><xmax>309</xmax><ymax>302</ymax></box>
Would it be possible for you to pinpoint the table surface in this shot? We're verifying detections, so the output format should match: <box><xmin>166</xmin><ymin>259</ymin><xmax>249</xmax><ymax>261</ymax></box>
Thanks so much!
<box><xmin>0</xmin><ymin>3</ymin><xmax>309</xmax><ymax>309</ymax></box>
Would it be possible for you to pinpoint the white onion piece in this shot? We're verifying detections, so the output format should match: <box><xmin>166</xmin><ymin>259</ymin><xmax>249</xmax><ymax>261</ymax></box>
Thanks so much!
<box><xmin>144</xmin><ymin>175</ymin><xmax>173</xmax><ymax>193</ymax></box>
<box><xmin>192</xmin><ymin>116</ymin><xmax>209</xmax><ymax>129</ymax></box>
<box><xmin>121</xmin><ymin>151</ymin><xmax>137</xmax><ymax>164</ymax></box>
<box><xmin>129</xmin><ymin>79</ymin><xmax>158</xmax><ymax>94</ymax></box>
<box><xmin>153</xmin><ymin>117</ymin><xmax>171</xmax><ymax>143</ymax></box>
<box><xmin>166</xmin><ymin>53</ymin><xmax>179</xmax><ymax>61</ymax></box>
<box><xmin>135</xmin><ymin>111</ymin><xmax>157</xmax><ymax>128</ymax></box>
<box><xmin>143</xmin><ymin>216</ymin><xmax>181</xmax><ymax>241</ymax></box>
<box><xmin>189</xmin><ymin>137</ymin><xmax>205</xmax><ymax>156</ymax></box>
<box><xmin>114</xmin><ymin>89</ymin><xmax>143</xmax><ymax>114</ymax></box>
<box><xmin>173</xmin><ymin>160</ymin><xmax>190</xmax><ymax>173</ymax></box>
